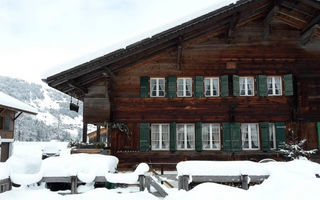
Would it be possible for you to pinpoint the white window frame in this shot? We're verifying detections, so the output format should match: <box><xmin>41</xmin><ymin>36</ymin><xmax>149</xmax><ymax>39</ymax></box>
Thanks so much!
<box><xmin>267</xmin><ymin>76</ymin><xmax>282</xmax><ymax>96</ymax></box>
<box><xmin>150</xmin><ymin>78</ymin><xmax>165</xmax><ymax>97</ymax></box>
<box><xmin>202</xmin><ymin>123</ymin><xmax>221</xmax><ymax>150</ymax></box>
<box><xmin>177</xmin><ymin>78</ymin><xmax>192</xmax><ymax>97</ymax></box>
<box><xmin>151</xmin><ymin>124</ymin><xmax>170</xmax><ymax>150</ymax></box>
<box><xmin>204</xmin><ymin>77</ymin><xmax>220</xmax><ymax>97</ymax></box>
<box><xmin>176</xmin><ymin>124</ymin><xmax>195</xmax><ymax>150</ymax></box>
<box><xmin>269</xmin><ymin>123</ymin><xmax>276</xmax><ymax>150</ymax></box>
<box><xmin>239</xmin><ymin>77</ymin><xmax>254</xmax><ymax>96</ymax></box>
<box><xmin>241</xmin><ymin>123</ymin><xmax>260</xmax><ymax>150</ymax></box>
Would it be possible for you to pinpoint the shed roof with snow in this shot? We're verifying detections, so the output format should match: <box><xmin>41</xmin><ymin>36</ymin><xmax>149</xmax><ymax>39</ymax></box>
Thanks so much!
<box><xmin>0</xmin><ymin>91</ymin><xmax>37</xmax><ymax>115</ymax></box>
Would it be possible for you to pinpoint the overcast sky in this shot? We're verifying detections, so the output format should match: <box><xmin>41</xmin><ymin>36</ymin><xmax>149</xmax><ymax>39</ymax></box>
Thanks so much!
<box><xmin>0</xmin><ymin>0</ymin><xmax>236</xmax><ymax>83</ymax></box>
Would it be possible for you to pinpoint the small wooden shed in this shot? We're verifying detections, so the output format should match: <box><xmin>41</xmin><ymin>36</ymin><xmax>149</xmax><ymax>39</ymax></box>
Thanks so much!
<box><xmin>0</xmin><ymin>91</ymin><xmax>37</xmax><ymax>162</ymax></box>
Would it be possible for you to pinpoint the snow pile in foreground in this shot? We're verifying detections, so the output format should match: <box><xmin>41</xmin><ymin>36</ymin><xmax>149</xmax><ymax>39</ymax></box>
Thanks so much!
<box><xmin>105</xmin><ymin>162</ymin><xmax>149</xmax><ymax>184</ymax></box>
<box><xmin>0</xmin><ymin>162</ymin><xmax>9</xmax><ymax>179</ymax></box>
<box><xmin>5</xmin><ymin>151</ymin><xmax>118</xmax><ymax>185</ymax></box>
<box><xmin>168</xmin><ymin>159</ymin><xmax>320</xmax><ymax>200</ymax></box>
<box><xmin>0</xmin><ymin>187</ymin><xmax>158</xmax><ymax>200</ymax></box>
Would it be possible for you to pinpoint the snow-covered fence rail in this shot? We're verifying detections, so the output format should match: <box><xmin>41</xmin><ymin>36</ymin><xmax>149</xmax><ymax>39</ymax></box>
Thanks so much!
<box><xmin>0</xmin><ymin>178</ymin><xmax>12</xmax><ymax>193</ymax></box>
<box><xmin>40</xmin><ymin>176</ymin><xmax>108</xmax><ymax>194</ymax></box>
<box><xmin>178</xmin><ymin>175</ymin><xmax>269</xmax><ymax>191</ymax></box>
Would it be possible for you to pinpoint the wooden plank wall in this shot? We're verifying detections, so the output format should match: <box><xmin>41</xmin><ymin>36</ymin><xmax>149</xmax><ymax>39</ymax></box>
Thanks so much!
<box><xmin>104</xmin><ymin>18</ymin><xmax>320</xmax><ymax>164</ymax></box>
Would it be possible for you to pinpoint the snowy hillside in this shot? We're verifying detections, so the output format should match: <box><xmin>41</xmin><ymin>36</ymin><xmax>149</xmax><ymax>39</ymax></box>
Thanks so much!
<box><xmin>0</xmin><ymin>76</ymin><xmax>83</xmax><ymax>141</ymax></box>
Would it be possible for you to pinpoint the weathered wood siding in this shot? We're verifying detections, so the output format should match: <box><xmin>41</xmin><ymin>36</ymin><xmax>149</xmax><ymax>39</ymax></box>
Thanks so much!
<box><xmin>106</xmin><ymin>18</ymin><xmax>320</xmax><ymax>164</ymax></box>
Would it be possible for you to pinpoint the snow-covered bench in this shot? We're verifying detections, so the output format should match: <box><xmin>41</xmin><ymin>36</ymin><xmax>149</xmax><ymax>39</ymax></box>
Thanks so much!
<box><xmin>177</xmin><ymin>161</ymin><xmax>271</xmax><ymax>191</ymax></box>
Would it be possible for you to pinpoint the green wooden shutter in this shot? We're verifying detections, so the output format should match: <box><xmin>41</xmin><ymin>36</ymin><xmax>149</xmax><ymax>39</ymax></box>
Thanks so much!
<box><xmin>194</xmin><ymin>76</ymin><xmax>204</xmax><ymax>98</ymax></box>
<box><xmin>140</xmin><ymin>77</ymin><xmax>149</xmax><ymax>98</ymax></box>
<box><xmin>170</xmin><ymin>122</ymin><xmax>176</xmax><ymax>152</ymax></box>
<box><xmin>4</xmin><ymin>117</ymin><xmax>10</xmax><ymax>131</ymax></box>
<box><xmin>275</xmin><ymin>122</ymin><xmax>286</xmax><ymax>149</ymax></box>
<box><xmin>284</xmin><ymin>74</ymin><xmax>294</xmax><ymax>96</ymax></box>
<box><xmin>220</xmin><ymin>75</ymin><xmax>229</xmax><ymax>97</ymax></box>
<box><xmin>222</xmin><ymin>123</ymin><xmax>231</xmax><ymax>151</ymax></box>
<box><xmin>140</xmin><ymin>123</ymin><xmax>150</xmax><ymax>152</ymax></box>
<box><xmin>317</xmin><ymin>122</ymin><xmax>320</xmax><ymax>150</ymax></box>
<box><xmin>257</xmin><ymin>75</ymin><xmax>267</xmax><ymax>97</ymax></box>
<box><xmin>195</xmin><ymin>122</ymin><xmax>202</xmax><ymax>152</ymax></box>
<box><xmin>260</xmin><ymin>122</ymin><xmax>270</xmax><ymax>152</ymax></box>
<box><xmin>233</xmin><ymin>75</ymin><xmax>239</xmax><ymax>97</ymax></box>
<box><xmin>231</xmin><ymin>123</ymin><xmax>241</xmax><ymax>151</ymax></box>
<box><xmin>166</xmin><ymin>76</ymin><xmax>177</xmax><ymax>98</ymax></box>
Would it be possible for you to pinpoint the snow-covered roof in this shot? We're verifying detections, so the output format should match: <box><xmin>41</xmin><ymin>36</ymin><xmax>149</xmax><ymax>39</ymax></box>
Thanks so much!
<box><xmin>0</xmin><ymin>91</ymin><xmax>37</xmax><ymax>115</ymax></box>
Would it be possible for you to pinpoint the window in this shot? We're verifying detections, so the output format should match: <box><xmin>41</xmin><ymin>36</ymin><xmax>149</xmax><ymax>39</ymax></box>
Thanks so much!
<box><xmin>202</xmin><ymin>123</ymin><xmax>220</xmax><ymax>150</ymax></box>
<box><xmin>4</xmin><ymin>117</ymin><xmax>10</xmax><ymax>131</ymax></box>
<box><xmin>177</xmin><ymin>78</ymin><xmax>192</xmax><ymax>97</ymax></box>
<box><xmin>150</xmin><ymin>78</ymin><xmax>165</xmax><ymax>97</ymax></box>
<box><xmin>267</xmin><ymin>76</ymin><xmax>282</xmax><ymax>96</ymax></box>
<box><xmin>239</xmin><ymin>77</ymin><xmax>254</xmax><ymax>96</ymax></box>
<box><xmin>151</xmin><ymin>124</ymin><xmax>169</xmax><ymax>150</ymax></box>
<box><xmin>177</xmin><ymin>124</ymin><xmax>195</xmax><ymax>150</ymax></box>
<box><xmin>241</xmin><ymin>123</ymin><xmax>259</xmax><ymax>150</ymax></box>
<box><xmin>269</xmin><ymin>123</ymin><xmax>276</xmax><ymax>149</ymax></box>
<box><xmin>204</xmin><ymin>78</ymin><xmax>219</xmax><ymax>97</ymax></box>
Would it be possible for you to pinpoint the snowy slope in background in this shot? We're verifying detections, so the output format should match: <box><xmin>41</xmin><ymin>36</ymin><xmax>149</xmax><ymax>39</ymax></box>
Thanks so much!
<box><xmin>0</xmin><ymin>76</ymin><xmax>83</xmax><ymax>141</ymax></box>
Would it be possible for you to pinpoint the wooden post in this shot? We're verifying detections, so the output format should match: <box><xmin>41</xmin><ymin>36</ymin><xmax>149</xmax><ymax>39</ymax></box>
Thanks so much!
<box><xmin>71</xmin><ymin>176</ymin><xmax>78</xmax><ymax>194</ymax></box>
<box><xmin>178</xmin><ymin>175</ymin><xmax>189</xmax><ymax>191</ymax></box>
<box><xmin>96</xmin><ymin>125</ymin><xmax>101</xmax><ymax>143</ymax></box>
<box><xmin>138</xmin><ymin>175</ymin><xmax>145</xmax><ymax>191</ymax></box>
<box><xmin>241</xmin><ymin>175</ymin><xmax>249</xmax><ymax>190</ymax></box>
<box><xmin>83</xmin><ymin>123</ymin><xmax>87</xmax><ymax>143</ymax></box>
<box><xmin>145</xmin><ymin>176</ymin><xmax>151</xmax><ymax>192</ymax></box>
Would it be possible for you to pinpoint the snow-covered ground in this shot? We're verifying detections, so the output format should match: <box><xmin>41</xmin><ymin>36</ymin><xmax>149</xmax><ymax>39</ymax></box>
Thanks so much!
<box><xmin>1</xmin><ymin>142</ymin><xmax>320</xmax><ymax>200</ymax></box>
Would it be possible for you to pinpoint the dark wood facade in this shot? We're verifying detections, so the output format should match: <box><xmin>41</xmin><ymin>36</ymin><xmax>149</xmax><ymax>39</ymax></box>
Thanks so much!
<box><xmin>46</xmin><ymin>0</ymin><xmax>320</xmax><ymax>169</ymax></box>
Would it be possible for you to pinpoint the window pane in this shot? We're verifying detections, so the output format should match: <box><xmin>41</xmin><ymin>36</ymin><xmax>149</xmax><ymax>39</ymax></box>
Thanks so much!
<box><xmin>4</xmin><ymin>118</ymin><xmax>10</xmax><ymax>131</ymax></box>
<box><xmin>240</xmin><ymin>78</ymin><xmax>246</xmax><ymax>95</ymax></box>
<box><xmin>247</xmin><ymin>78</ymin><xmax>254</xmax><ymax>95</ymax></box>
<box><xmin>241</xmin><ymin>124</ymin><xmax>249</xmax><ymax>149</ymax></box>
<box><xmin>269</xmin><ymin>123</ymin><xmax>276</xmax><ymax>149</ymax></box>
<box><xmin>186</xmin><ymin>79</ymin><xmax>192</xmax><ymax>96</ymax></box>
<box><xmin>202</xmin><ymin>124</ymin><xmax>210</xmax><ymax>149</ymax></box>
<box><xmin>204</xmin><ymin>79</ymin><xmax>211</xmax><ymax>96</ymax></box>
<box><xmin>187</xmin><ymin>125</ymin><xmax>194</xmax><ymax>149</ymax></box>
<box><xmin>250</xmin><ymin>124</ymin><xmax>259</xmax><ymax>149</ymax></box>
<box><xmin>274</xmin><ymin>77</ymin><xmax>281</xmax><ymax>95</ymax></box>
<box><xmin>213</xmin><ymin>79</ymin><xmax>219</xmax><ymax>96</ymax></box>
<box><xmin>267</xmin><ymin>77</ymin><xmax>273</xmax><ymax>95</ymax></box>
<box><xmin>212</xmin><ymin>124</ymin><xmax>220</xmax><ymax>149</ymax></box>
<box><xmin>0</xmin><ymin>117</ymin><xmax>3</xmax><ymax>129</ymax></box>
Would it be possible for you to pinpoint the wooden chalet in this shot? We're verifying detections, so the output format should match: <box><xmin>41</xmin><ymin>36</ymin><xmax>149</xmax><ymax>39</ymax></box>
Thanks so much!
<box><xmin>45</xmin><ymin>0</ymin><xmax>320</xmax><ymax>169</ymax></box>
<box><xmin>0</xmin><ymin>91</ymin><xmax>37</xmax><ymax>162</ymax></box>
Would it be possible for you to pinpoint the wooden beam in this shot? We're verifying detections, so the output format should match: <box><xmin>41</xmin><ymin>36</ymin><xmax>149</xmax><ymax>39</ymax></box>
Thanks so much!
<box><xmin>282</xmin><ymin>1</ymin><xmax>314</xmax><ymax>17</ymax></box>
<box><xmin>68</xmin><ymin>81</ymin><xmax>88</xmax><ymax>94</ymax></box>
<box><xmin>0</xmin><ymin>108</ymin><xmax>6</xmax><ymax>115</ymax></box>
<box><xmin>264</xmin><ymin>3</ymin><xmax>280</xmax><ymax>39</ymax></box>
<box><xmin>302</xmin><ymin>13</ymin><xmax>320</xmax><ymax>33</ymax></box>
<box><xmin>301</xmin><ymin>24</ymin><xmax>319</xmax><ymax>45</ymax></box>
<box><xmin>13</xmin><ymin>112</ymin><xmax>22</xmax><ymax>121</ymax></box>
<box><xmin>226</xmin><ymin>13</ymin><xmax>240</xmax><ymax>43</ymax></box>
<box><xmin>103</xmin><ymin>67</ymin><xmax>115</xmax><ymax>79</ymax></box>
<box><xmin>300</xmin><ymin>0</ymin><xmax>320</xmax><ymax>10</ymax></box>
<box><xmin>176</xmin><ymin>35</ymin><xmax>183</xmax><ymax>70</ymax></box>
<box><xmin>83</xmin><ymin>123</ymin><xmax>87</xmax><ymax>143</ymax></box>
